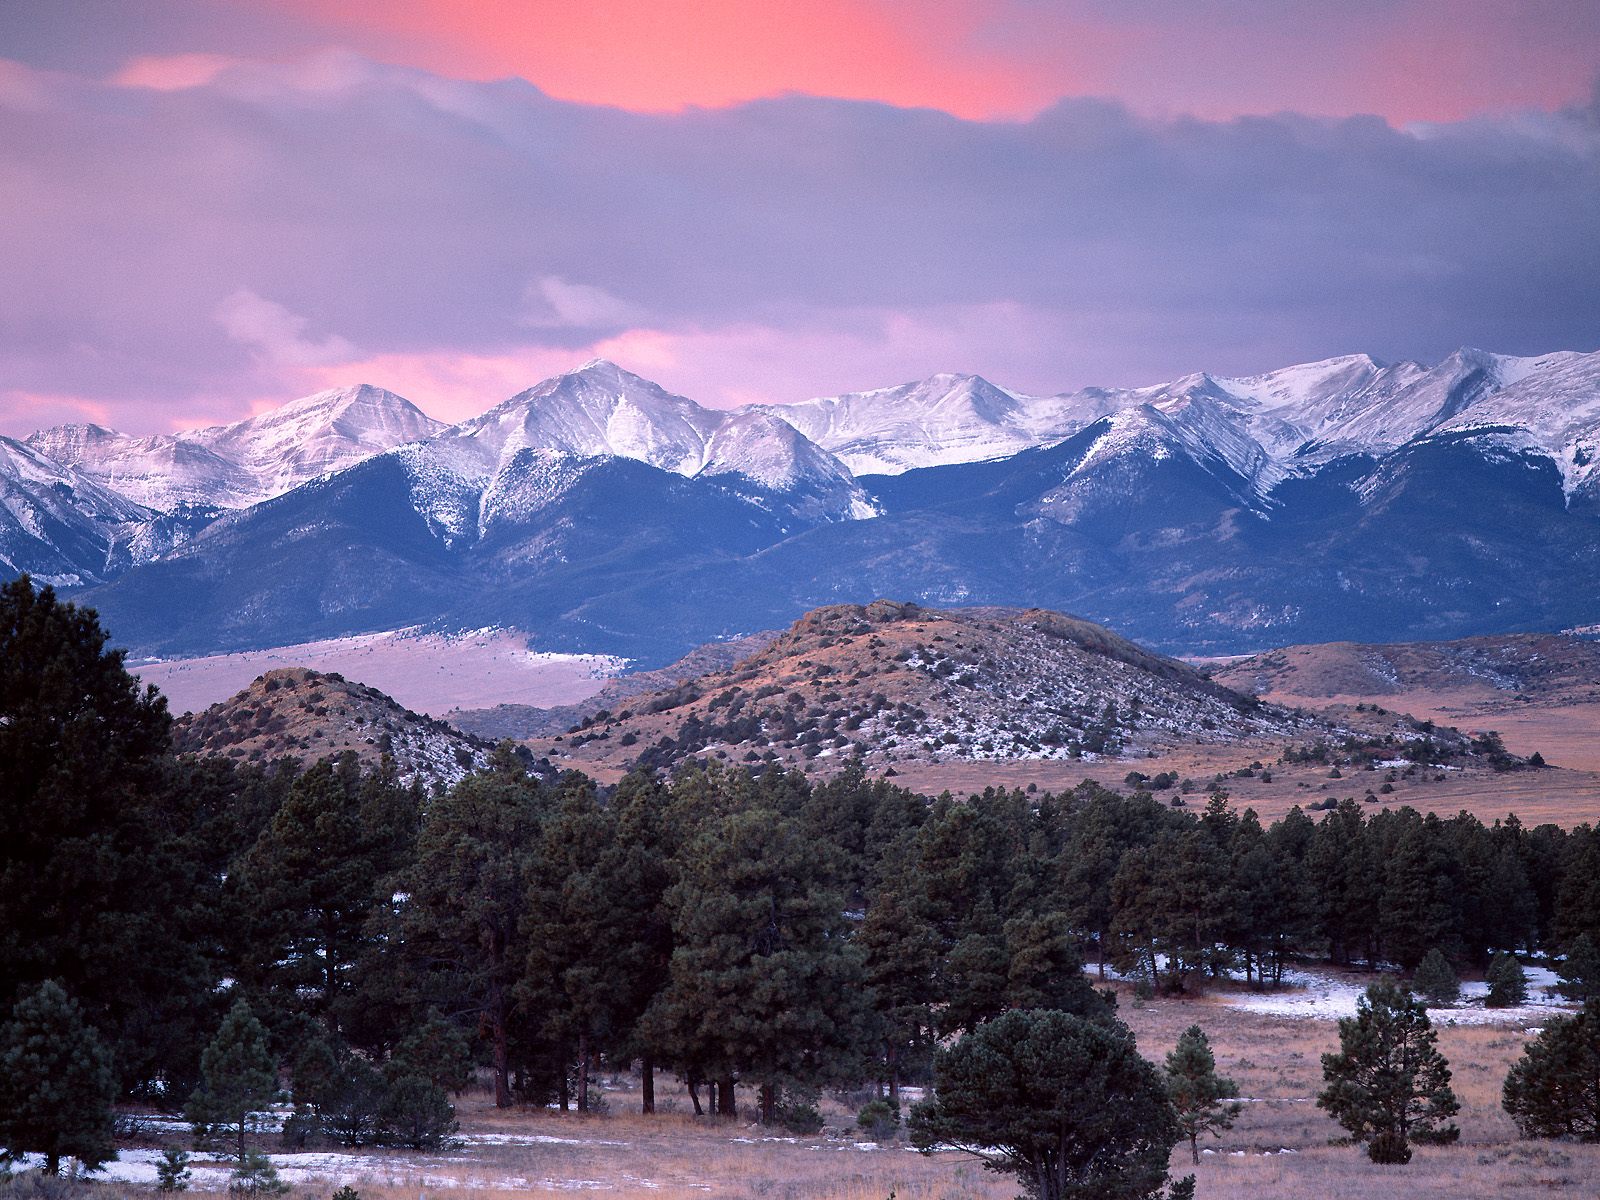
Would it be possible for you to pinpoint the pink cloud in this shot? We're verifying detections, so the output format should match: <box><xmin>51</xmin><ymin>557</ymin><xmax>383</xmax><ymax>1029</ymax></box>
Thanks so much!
<box><xmin>111</xmin><ymin>53</ymin><xmax>239</xmax><ymax>91</ymax></box>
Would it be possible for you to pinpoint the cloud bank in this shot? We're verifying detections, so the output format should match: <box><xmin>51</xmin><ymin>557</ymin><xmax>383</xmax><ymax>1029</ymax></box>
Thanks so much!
<box><xmin>0</xmin><ymin>51</ymin><xmax>1597</xmax><ymax>433</ymax></box>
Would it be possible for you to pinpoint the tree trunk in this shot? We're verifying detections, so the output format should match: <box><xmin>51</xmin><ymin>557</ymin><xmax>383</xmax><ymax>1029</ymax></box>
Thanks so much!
<box><xmin>760</xmin><ymin>1083</ymin><xmax>776</xmax><ymax>1125</ymax></box>
<box><xmin>577</xmin><ymin>1032</ymin><xmax>591</xmax><ymax>1113</ymax></box>
<box><xmin>718</xmin><ymin>1075</ymin><xmax>736</xmax><ymax>1119</ymax></box>
<box><xmin>45</xmin><ymin>1153</ymin><xmax>60</xmax><ymax>1177</ymax></box>
<box><xmin>688</xmin><ymin>1072</ymin><xmax>703</xmax><ymax>1116</ymax></box>
<box><xmin>887</xmin><ymin>1043</ymin><xmax>900</xmax><ymax>1105</ymax></box>
<box><xmin>641</xmin><ymin>1055</ymin><xmax>655</xmax><ymax>1114</ymax></box>
<box><xmin>491</xmin><ymin>1004</ymin><xmax>511</xmax><ymax>1108</ymax></box>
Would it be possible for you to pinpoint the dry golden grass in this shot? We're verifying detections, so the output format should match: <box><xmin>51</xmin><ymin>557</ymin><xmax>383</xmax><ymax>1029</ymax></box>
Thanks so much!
<box><xmin>78</xmin><ymin>985</ymin><xmax>1600</xmax><ymax>1200</ymax></box>
<box><xmin>1112</xmin><ymin>976</ymin><xmax>1600</xmax><ymax>1198</ymax></box>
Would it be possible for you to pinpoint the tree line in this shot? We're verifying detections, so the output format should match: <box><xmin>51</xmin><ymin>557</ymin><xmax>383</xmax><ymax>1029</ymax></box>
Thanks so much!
<box><xmin>6</xmin><ymin>576</ymin><xmax>1600</xmax><ymax>1195</ymax></box>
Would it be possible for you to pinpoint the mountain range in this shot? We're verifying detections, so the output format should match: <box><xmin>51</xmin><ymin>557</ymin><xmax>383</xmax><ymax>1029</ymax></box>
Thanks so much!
<box><xmin>5</xmin><ymin>346</ymin><xmax>1600</xmax><ymax>663</ymax></box>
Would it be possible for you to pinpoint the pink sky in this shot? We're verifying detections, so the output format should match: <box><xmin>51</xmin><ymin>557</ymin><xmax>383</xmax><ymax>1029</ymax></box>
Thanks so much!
<box><xmin>0</xmin><ymin>0</ymin><xmax>1596</xmax><ymax>435</ymax></box>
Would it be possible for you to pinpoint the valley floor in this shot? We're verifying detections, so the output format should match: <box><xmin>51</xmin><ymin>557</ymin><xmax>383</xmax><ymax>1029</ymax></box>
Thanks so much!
<box><xmin>131</xmin><ymin>628</ymin><xmax>622</xmax><ymax>717</ymax></box>
<box><xmin>33</xmin><ymin>966</ymin><xmax>1597</xmax><ymax>1200</ymax></box>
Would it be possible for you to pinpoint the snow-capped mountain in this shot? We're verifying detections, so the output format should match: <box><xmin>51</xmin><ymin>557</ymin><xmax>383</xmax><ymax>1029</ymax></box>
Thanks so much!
<box><xmin>0</xmin><ymin>436</ymin><xmax>153</xmax><ymax>585</ymax></box>
<box><xmin>27</xmin><ymin>384</ymin><xmax>443</xmax><ymax>511</ymax></box>
<box><xmin>753</xmin><ymin>373</ymin><xmax>1118</xmax><ymax>475</ymax></box>
<box><xmin>13</xmin><ymin>344</ymin><xmax>1600</xmax><ymax>665</ymax></box>
<box><xmin>395</xmin><ymin>360</ymin><xmax>874</xmax><ymax>539</ymax></box>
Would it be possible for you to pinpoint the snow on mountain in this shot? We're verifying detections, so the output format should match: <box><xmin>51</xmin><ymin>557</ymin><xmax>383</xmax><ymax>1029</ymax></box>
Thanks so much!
<box><xmin>754</xmin><ymin>373</ymin><xmax>1118</xmax><ymax>475</ymax></box>
<box><xmin>425</xmin><ymin>360</ymin><xmax>874</xmax><ymax>524</ymax></box>
<box><xmin>0</xmin><ymin>436</ymin><xmax>154</xmax><ymax>585</ymax></box>
<box><xmin>27</xmin><ymin>384</ymin><xmax>443</xmax><ymax>511</ymax></box>
<box><xmin>1429</xmin><ymin>349</ymin><xmax>1600</xmax><ymax>497</ymax></box>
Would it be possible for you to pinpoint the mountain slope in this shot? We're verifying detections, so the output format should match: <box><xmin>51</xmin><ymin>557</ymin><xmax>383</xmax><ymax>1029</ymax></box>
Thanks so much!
<box><xmin>27</xmin><ymin>384</ymin><xmax>444</xmax><ymax>511</ymax></box>
<box><xmin>0</xmin><ymin>436</ymin><xmax>154</xmax><ymax>586</ymax></box>
<box><xmin>533</xmin><ymin>600</ymin><xmax>1318</xmax><ymax>774</ymax></box>
<box><xmin>173</xmin><ymin>667</ymin><xmax>503</xmax><ymax>786</ymax></box>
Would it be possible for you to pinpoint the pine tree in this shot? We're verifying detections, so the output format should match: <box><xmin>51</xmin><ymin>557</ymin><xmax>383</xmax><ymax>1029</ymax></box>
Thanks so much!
<box><xmin>1502</xmin><ymin>999</ymin><xmax>1600</xmax><ymax>1141</ymax></box>
<box><xmin>1318</xmin><ymin>979</ymin><xmax>1460</xmax><ymax>1164</ymax></box>
<box><xmin>378</xmin><ymin>1075</ymin><xmax>458</xmax><ymax>1149</ymax></box>
<box><xmin>1485</xmin><ymin>953</ymin><xmax>1528</xmax><ymax>1008</ymax></box>
<box><xmin>232</xmin><ymin>754</ymin><xmax>419</xmax><ymax>1032</ymax></box>
<box><xmin>187</xmin><ymin>999</ymin><xmax>278</xmax><ymax>1162</ymax></box>
<box><xmin>389</xmin><ymin>771</ymin><xmax>542</xmax><ymax>1107</ymax></box>
<box><xmin>1164</xmin><ymin>1025</ymin><xmax>1241</xmax><ymax>1165</ymax></box>
<box><xmin>647</xmin><ymin>801</ymin><xmax>873</xmax><ymax>1124</ymax></box>
<box><xmin>522</xmin><ymin>775</ymin><xmax>661</xmax><ymax>1112</ymax></box>
<box><xmin>857</xmin><ymin>865</ymin><xmax>941</xmax><ymax>1102</ymax></box>
<box><xmin>908</xmin><ymin>1008</ymin><xmax>1181</xmax><ymax>1200</ymax></box>
<box><xmin>1558</xmin><ymin>933</ymin><xmax>1600</xmax><ymax>1003</ymax></box>
<box><xmin>0</xmin><ymin>980</ymin><xmax>117</xmax><ymax>1175</ymax></box>
<box><xmin>0</xmin><ymin>578</ymin><xmax>215</xmax><ymax>1092</ymax></box>
<box><xmin>1412</xmin><ymin>948</ymin><xmax>1460</xmax><ymax>1007</ymax></box>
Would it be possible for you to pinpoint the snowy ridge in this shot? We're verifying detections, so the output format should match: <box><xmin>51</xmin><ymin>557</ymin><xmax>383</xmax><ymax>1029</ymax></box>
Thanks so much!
<box><xmin>27</xmin><ymin>384</ymin><xmax>443</xmax><ymax>512</ymax></box>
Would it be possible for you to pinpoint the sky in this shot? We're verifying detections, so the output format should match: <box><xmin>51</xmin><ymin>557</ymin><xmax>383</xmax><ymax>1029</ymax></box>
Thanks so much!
<box><xmin>1</xmin><ymin>0</ymin><xmax>1597</xmax><ymax>435</ymax></box>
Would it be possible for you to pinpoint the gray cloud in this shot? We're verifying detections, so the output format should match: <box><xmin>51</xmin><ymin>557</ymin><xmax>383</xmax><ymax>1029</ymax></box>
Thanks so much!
<box><xmin>0</xmin><ymin>52</ymin><xmax>1597</xmax><ymax>432</ymax></box>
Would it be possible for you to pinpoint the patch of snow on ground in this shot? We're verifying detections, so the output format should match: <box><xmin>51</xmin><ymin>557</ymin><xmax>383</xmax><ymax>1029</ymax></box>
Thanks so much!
<box><xmin>1229</xmin><ymin>964</ymin><xmax>1574</xmax><ymax>1024</ymax></box>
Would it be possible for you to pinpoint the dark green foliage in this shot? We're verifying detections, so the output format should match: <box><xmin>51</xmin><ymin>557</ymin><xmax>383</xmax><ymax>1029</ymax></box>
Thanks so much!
<box><xmin>1164</xmin><ymin>1025</ymin><xmax>1240</xmax><ymax>1165</ymax></box>
<box><xmin>1411</xmin><ymin>949</ymin><xmax>1460</xmax><ymax>1007</ymax></box>
<box><xmin>646</xmin><ymin>787</ymin><xmax>874</xmax><ymax>1123</ymax></box>
<box><xmin>908</xmin><ymin>1009</ymin><xmax>1180</xmax><ymax>1200</ymax></box>
<box><xmin>156</xmin><ymin>1149</ymin><xmax>191</xmax><ymax>1191</ymax></box>
<box><xmin>1485</xmin><ymin>954</ymin><xmax>1528</xmax><ymax>1008</ymax></box>
<box><xmin>231</xmin><ymin>753</ymin><xmax>420</xmax><ymax>1032</ymax></box>
<box><xmin>1558</xmin><ymin>933</ymin><xmax>1600</xmax><ymax>1003</ymax></box>
<box><xmin>388</xmin><ymin>769</ymin><xmax>542</xmax><ymax>1107</ymax></box>
<box><xmin>857</xmin><ymin>1098</ymin><xmax>901</xmax><ymax>1142</ymax></box>
<box><xmin>0</xmin><ymin>578</ymin><xmax>217</xmax><ymax>1093</ymax></box>
<box><xmin>1317</xmin><ymin>980</ymin><xmax>1460</xmax><ymax>1164</ymax></box>
<box><xmin>1502</xmin><ymin>1000</ymin><xmax>1600</xmax><ymax>1141</ymax></box>
<box><xmin>775</xmin><ymin>1099</ymin><xmax>825</xmax><ymax>1135</ymax></box>
<box><xmin>388</xmin><ymin>1013</ymin><xmax>473</xmax><ymax>1095</ymax></box>
<box><xmin>522</xmin><ymin>774</ymin><xmax>663</xmax><ymax>1112</ymax></box>
<box><xmin>0</xmin><ymin>981</ymin><xmax>117</xmax><ymax>1176</ymax></box>
<box><xmin>378</xmin><ymin>1074</ymin><xmax>459</xmax><ymax>1150</ymax></box>
<box><xmin>187</xmin><ymin>1000</ymin><xmax>278</xmax><ymax>1163</ymax></box>
<box><xmin>227</xmin><ymin>1149</ymin><xmax>287</xmax><ymax>1196</ymax></box>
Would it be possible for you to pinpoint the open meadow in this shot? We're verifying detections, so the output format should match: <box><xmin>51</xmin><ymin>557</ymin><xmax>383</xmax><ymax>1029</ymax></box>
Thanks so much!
<box><xmin>28</xmin><ymin>966</ymin><xmax>1593</xmax><ymax>1200</ymax></box>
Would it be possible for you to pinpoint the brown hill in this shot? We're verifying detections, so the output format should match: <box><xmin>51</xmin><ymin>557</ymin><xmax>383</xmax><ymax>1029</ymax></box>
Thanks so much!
<box><xmin>447</xmin><ymin>630</ymin><xmax>779</xmax><ymax>740</ymax></box>
<box><xmin>1212</xmin><ymin>633</ymin><xmax>1600</xmax><ymax>706</ymax></box>
<box><xmin>533</xmin><ymin>600</ymin><xmax>1325</xmax><ymax>775</ymax></box>
<box><xmin>174</xmin><ymin>667</ymin><xmax>501</xmax><ymax>786</ymax></box>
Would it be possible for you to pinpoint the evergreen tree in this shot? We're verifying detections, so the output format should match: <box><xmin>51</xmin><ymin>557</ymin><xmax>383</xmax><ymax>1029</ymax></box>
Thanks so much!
<box><xmin>1317</xmin><ymin>979</ymin><xmax>1460</xmax><ymax>1164</ymax></box>
<box><xmin>389</xmin><ymin>770</ymin><xmax>542</xmax><ymax>1107</ymax></box>
<box><xmin>1558</xmin><ymin>933</ymin><xmax>1600</xmax><ymax>1003</ymax></box>
<box><xmin>647</xmin><ymin>801</ymin><xmax>873</xmax><ymax>1124</ymax></box>
<box><xmin>1485</xmin><ymin>953</ymin><xmax>1528</xmax><ymax>1008</ymax></box>
<box><xmin>522</xmin><ymin>774</ymin><xmax>660</xmax><ymax>1112</ymax></box>
<box><xmin>1164</xmin><ymin>1025</ymin><xmax>1241</xmax><ymax>1165</ymax></box>
<box><xmin>1412</xmin><ymin>948</ymin><xmax>1461</xmax><ymax>1007</ymax></box>
<box><xmin>378</xmin><ymin>1075</ymin><xmax>458</xmax><ymax>1149</ymax></box>
<box><xmin>1379</xmin><ymin>815</ymin><xmax>1462</xmax><ymax>970</ymax></box>
<box><xmin>1306</xmin><ymin>800</ymin><xmax>1380</xmax><ymax>966</ymax></box>
<box><xmin>0</xmin><ymin>578</ymin><xmax>215</xmax><ymax>1091</ymax></box>
<box><xmin>1003</xmin><ymin>911</ymin><xmax>1112</xmax><ymax>1019</ymax></box>
<box><xmin>1502</xmin><ymin>999</ymin><xmax>1600</xmax><ymax>1141</ymax></box>
<box><xmin>388</xmin><ymin>1012</ymin><xmax>473</xmax><ymax>1095</ymax></box>
<box><xmin>606</xmin><ymin>768</ymin><xmax>674</xmax><ymax>1113</ymax></box>
<box><xmin>0</xmin><ymin>980</ymin><xmax>117</xmax><ymax>1175</ymax></box>
<box><xmin>187</xmin><ymin>999</ymin><xmax>278</xmax><ymax>1162</ymax></box>
<box><xmin>858</xmin><ymin>865</ymin><xmax>941</xmax><ymax>1101</ymax></box>
<box><xmin>908</xmin><ymin>1008</ymin><xmax>1181</xmax><ymax>1200</ymax></box>
<box><xmin>232</xmin><ymin>754</ymin><xmax>419</xmax><ymax>1033</ymax></box>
